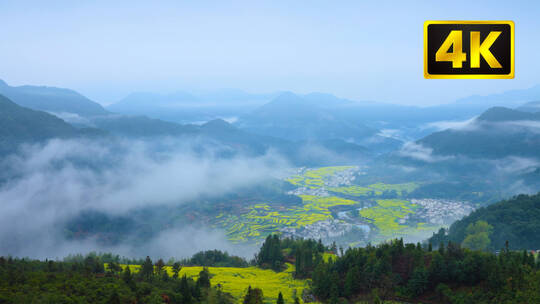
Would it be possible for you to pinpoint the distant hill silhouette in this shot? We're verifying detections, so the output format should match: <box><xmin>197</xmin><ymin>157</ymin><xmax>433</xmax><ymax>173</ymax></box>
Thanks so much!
<box><xmin>419</xmin><ymin>107</ymin><xmax>540</xmax><ymax>158</ymax></box>
<box><xmin>0</xmin><ymin>79</ymin><xmax>108</xmax><ymax>117</ymax></box>
<box><xmin>0</xmin><ymin>94</ymin><xmax>103</xmax><ymax>155</ymax></box>
<box><xmin>236</xmin><ymin>92</ymin><xmax>401</xmax><ymax>152</ymax></box>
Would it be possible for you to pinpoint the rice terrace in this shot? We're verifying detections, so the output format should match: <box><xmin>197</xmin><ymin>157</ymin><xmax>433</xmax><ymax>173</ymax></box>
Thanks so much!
<box><xmin>214</xmin><ymin>166</ymin><xmax>474</xmax><ymax>245</ymax></box>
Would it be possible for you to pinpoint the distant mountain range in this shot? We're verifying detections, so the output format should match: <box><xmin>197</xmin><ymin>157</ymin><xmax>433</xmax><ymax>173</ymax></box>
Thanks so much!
<box><xmin>4</xmin><ymin>78</ymin><xmax>540</xmax><ymax>161</ymax></box>
<box><xmin>235</xmin><ymin>92</ymin><xmax>402</xmax><ymax>153</ymax></box>
<box><xmin>0</xmin><ymin>94</ymin><xmax>103</xmax><ymax>155</ymax></box>
<box><xmin>418</xmin><ymin>107</ymin><xmax>540</xmax><ymax>159</ymax></box>
<box><xmin>0</xmin><ymin>80</ymin><xmax>108</xmax><ymax>117</ymax></box>
<box><xmin>517</xmin><ymin>100</ymin><xmax>540</xmax><ymax>113</ymax></box>
<box><xmin>105</xmin><ymin>84</ymin><xmax>540</xmax><ymax>143</ymax></box>
<box><xmin>107</xmin><ymin>89</ymin><xmax>279</xmax><ymax>124</ymax></box>
<box><xmin>0</xmin><ymin>91</ymin><xmax>369</xmax><ymax>165</ymax></box>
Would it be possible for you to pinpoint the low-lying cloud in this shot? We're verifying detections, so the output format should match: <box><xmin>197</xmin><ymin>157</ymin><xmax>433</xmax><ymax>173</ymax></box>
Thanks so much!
<box><xmin>0</xmin><ymin>138</ymin><xmax>286</xmax><ymax>259</ymax></box>
<box><xmin>423</xmin><ymin>117</ymin><xmax>478</xmax><ymax>131</ymax></box>
<box><xmin>398</xmin><ymin>142</ymin><xmax>454</xmax><ymax>163</ymax></box>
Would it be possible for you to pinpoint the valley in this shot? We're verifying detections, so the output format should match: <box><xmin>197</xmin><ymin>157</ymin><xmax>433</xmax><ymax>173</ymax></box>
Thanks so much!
<box><xmin>2</xmin><ymin>2</ymin><xmax>540</xmax><ymax>302</ymax></box>
<box><xmin>213</xmin><ymin>166</ymin><xmax>475</xmax><ymax>246</ymax></box>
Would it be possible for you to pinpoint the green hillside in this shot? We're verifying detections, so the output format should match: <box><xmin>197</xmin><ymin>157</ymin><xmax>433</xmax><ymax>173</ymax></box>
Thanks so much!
<box><xmin>0</xmin><ymin>94</ymin><xmax>79</xmax><ymax>154</ymax></box>
<box><xmin>429</xmin><ymin>193</ymin><xmax>540</xmax><ymax>251</ymax></box>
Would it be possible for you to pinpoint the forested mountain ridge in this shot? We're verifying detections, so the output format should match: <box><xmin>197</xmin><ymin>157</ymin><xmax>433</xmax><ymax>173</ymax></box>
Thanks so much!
<box><xmin>0</xmin><ymin>94</ymin><xmax>104</xmax><ymax>155</ymax></box>
<box><xmin>418</xmin><ymin>106</ymin><xmax>540</xmax><ymax>159</ymax></box>
<box><xmin>0</xmin><ymin>94</ymin><xmax>79</xmax><ymax>139</ymax></box>
<box><xmin>236</xmin><ymin>92</ymin><xmax>378</xmax><ymax>141</ymax></box>
<box><xmin>235</xmin><ymin>92</ymin><xmax>402</xmax><ymax>153</ymax></box>
<box><xmin>476</xmin><ymin>106</ymin><xmax>540</xmax><ymax>121</ymax></box>
<box><xmin>107</xmin><ymin>89</ymin><xmax>278</xmax><ymax>124</ymax></box>
<box><xmin>0</xmin><ymin>79</ymin><xmax>108</xmax><ymax>117</ymax></box>
<box><xmin>429</xmin><ymin>193</ymin><xmax>540</xmax><ymax>251</ymax></box>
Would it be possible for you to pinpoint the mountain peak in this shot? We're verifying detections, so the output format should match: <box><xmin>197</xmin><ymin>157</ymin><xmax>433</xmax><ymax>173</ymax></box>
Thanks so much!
<box><xmin>0</xmin><ymin>81</ymin><xmax>108</xmax><ymax>117</ymax></box>
<box><xmin>201</xmin><ymin>119</ymin><xmax>237</xmax><ymax>131</ymax></box>
<box><xmin>516</xmin><ymin>100</ymin><xmax>540</xmax><ymax>113</ymax></box>
<box><xmin>477</xmin><ymin>107</ymin><xmax>536</xmax><ymax>122</ymax></box>
<box><xmin>273</xmin><ymin>91</ymin><xmax>301</xmax><ymax>101</ymax></box>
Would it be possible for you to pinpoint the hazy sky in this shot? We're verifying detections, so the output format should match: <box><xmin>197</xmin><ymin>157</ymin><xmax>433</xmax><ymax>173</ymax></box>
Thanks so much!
<box><xmin>1</xmin><ymin>0</ymin><xmax>540</xmax><ymax>106</ymax></box>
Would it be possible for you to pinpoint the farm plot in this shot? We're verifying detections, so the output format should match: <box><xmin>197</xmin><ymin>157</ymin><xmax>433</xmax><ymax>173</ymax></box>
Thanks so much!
<box><xmin>121</xmin><ymin>263</ymin><xmax>307</xmax><ymax>304</ymax></box>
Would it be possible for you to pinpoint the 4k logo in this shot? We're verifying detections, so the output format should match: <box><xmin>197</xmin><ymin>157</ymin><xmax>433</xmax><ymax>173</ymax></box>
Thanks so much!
<box><xmin>424</xmin><ymin>21</ymin><xmax>514</xmax><ymax>79</ymax></box>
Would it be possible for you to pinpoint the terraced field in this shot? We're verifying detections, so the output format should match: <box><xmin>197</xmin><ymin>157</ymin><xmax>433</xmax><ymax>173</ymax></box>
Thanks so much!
<box><xmin>287</xmin><ymin>166</ymin><xmax>356</xmax><ymax>188</ymax></box>
<box><xmin>214</xmin><ymin>166</ymin><xmax>468</xmax><ymax>245</ymax></box>
<box><xmin>358</xmin><ymin>199</ymin><xmax>440</xmax><ymax>242</ymax></box>
<box><xmin>216</xmin><ymin>196</ymin><xmax>359</xmax><ymax>243</ymax></box>
<box><xmin>328</xmin><ymin>182</ymin><xmax>419</xmax><ymax>197</ymax></box>
<box><xmin>121</xmin><ymin>263</ymin><xmax>307</xmax><ymax>303</ymax></box>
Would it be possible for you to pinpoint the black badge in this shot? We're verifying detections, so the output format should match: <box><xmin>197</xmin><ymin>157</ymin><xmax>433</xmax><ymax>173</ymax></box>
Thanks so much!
<box><xmin>424</xmin><ymin>21</ymin><xmax>514</xmax><ymax>79</ymax></box>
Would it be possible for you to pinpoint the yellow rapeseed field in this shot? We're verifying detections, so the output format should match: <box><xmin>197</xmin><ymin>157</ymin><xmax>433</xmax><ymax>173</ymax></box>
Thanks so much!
<box><xmin>121</xmin><ymin>263</ymin><xmax>308</xmax><ymax>303</ymax></box>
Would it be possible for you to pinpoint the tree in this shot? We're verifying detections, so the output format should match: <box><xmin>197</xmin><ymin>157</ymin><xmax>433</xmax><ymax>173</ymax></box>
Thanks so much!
<box><xmin>257</xmin><ymin>234</ymin><xmax>284</xmax><ymax>271</ymax></box>
<box><xmin>344</xmin><ymin>267</ymin><xmax>356</xmax><ymax>297</ymax></box>
<box><xmin>155</xmin><ymin>258</ymin><xmax>165</xmax><ymax>275</ymax></box>
<box><xmin>122</xmin><ymin>266</ymin><xmax>132</xmax><ymax>283</ymax></box>
<box><xmin>407</xmin><ymin>266</ymin><xmax>428</xmax><ymax>297</ymax></box>
<box><xmin>329</xmin><ymin>271</ymin><xmax>339</xmax><ymax>304</ymax></box>
<box><xmin>312</xmin><ymin>262</ymin><xmax>332</xmax><ymax>299</ymax></box>
<box><xmin>180</xmin><ymin>274</ymin><xmax>192</xmax><ymax>304</ymax></box>
<box><xmin>107</xmin><ymin>261</ymin><xmax>122</xmax><ymax>274</ymax></box>
<box><xmin>371</xmin><ymin>289</ymin><xmax>382</xmax><ymax>304</ymax></box>
<box><xmin>330</xmin><ymin>242</ymin><xmax>337</xmax><ymax>254</ymax></box>
<box><xmin>198</xmin><ymin>267</ymin><xmax>211</xmax><ymax>288</ymax></box>
<box><xmin>243</xmin><ymin>286</ymin><xmax>264</xmax><ymax>304</ymax></box>
<box><xmin>277</xmin><ymin>292</ymin><xmax>284</xmax><ymax>304</ymax></box>
<box><xmin>109</xmin><ymin>289</ymin><xmax>121</xmax><ymax>304</ymax></box>
<box><xmin>435</xmin><ymin>283</ymin><xmax>452</xmax><ymax>304</ymax></box>
<box><xmin>141</xmin><ymin>256</ymin><xmax>154</xmax><ymax>280</ymax></box>
<box><xmin>462</xmin><ymin>220</ymin><xmax>493</xmax><ymax>251</ymax></box>
<box><xmin>161</xmin><ymin>270</ymin><xmax>170</xmax><ymax>282</ymax></box>
<box><xmin>428</xmin><ymin>252</ymin><xmax>448</xmax><ymax>284</ymax></box>
<box><xmin>172</xmin><ymin>262</ymin><xmax>182</xmax><ymax>279</ymax></box>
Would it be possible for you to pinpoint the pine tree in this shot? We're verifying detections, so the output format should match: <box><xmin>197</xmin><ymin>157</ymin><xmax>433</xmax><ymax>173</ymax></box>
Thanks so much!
<box><xmin>277</xmin><ymin>292</ymin><xmax>284</xmax><ymax>304</ymax></box>
<box><xmin>180</xmin><ymin>274</ymin><xmax>192</xmax><ymax>304</ymax></box>
<box><xmin>141</xmin><ymin>256</ymin><xmax>154</xmax><ymax>280</ymax></box>
<box><xmin>122</xmin><ymin>266</ymin><xmax>132</xmax><ymax>283</ymax></box>
<box><xmin>109</xmin><ymin>289</ymin><xmax>121</xmax><ymax>304</ymax></box>
<box><xmin>344</xmin><ymin>268</ymin><xmax>355</xmax><ymax>297</ymax></box>
<box><xmin>243</xmin><ymin>286</ymin><xmax>252</xmax><ymax>304</ymax></box>
<box><xmin>172</xmin><ymin>262</ymin><xmax>182</xmax><ymax>279</ymax></box>
<box><xmin>330</xmin><ymin>242</ymin><xmax>337</xmax><ymax>254</ymax></box>
<box><xmin>407</xmin><ymin>266</ymin><xmax>428</xmax><ymax>296</ymax></box>
<box><xmin>243</xmin><ymin>285</ymin><xmax>264</xmax><ymax>304</ymax></box>
<box><xmin>155</xmin><ymin>258</ymin><xmax>165</xmax><ymax>275</ymax></box>
<box><xmin>439</xmin><ymin>242</ymin><xmax>445</xmax><ymax>255</ymax></box>
<box><xmin>162</xmin><ymin>270</ymin><xmax>169</xmax><ymax>282</ymax></box>
<box><xmin>198</xmin><ymin>267</ymin><xmax>211</xmax><ymax>288</ymax></box>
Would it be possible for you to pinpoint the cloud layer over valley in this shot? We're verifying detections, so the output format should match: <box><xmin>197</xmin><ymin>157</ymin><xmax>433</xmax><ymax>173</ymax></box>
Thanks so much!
<box><xmin>0</xmin><ymin>138</ymin><xmax>285</xmax><ymax>259</ymax></box>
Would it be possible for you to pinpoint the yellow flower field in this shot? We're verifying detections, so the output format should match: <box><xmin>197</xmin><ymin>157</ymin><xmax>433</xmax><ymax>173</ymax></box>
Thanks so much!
<box><xmin>121</xmin><ymin>263</ymin><xmax>308</xmax><ymax>303</ymax></box>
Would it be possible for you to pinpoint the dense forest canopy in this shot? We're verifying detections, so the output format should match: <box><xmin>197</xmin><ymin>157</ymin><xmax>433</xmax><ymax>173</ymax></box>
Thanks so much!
<box><xmin>3</xmin><ymin>236</ymin><xmax>538</xmax><ymax>303</ymax></box>
<box><xmin>429</xmin><ymin>193</ymin><xmax>540</xmax><ymax>251</ymax></box>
